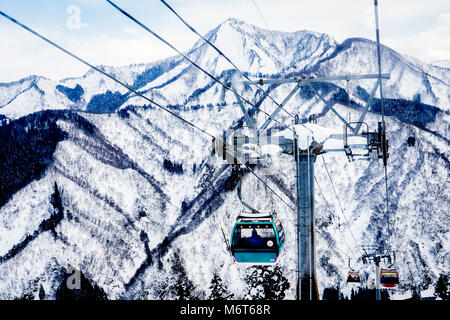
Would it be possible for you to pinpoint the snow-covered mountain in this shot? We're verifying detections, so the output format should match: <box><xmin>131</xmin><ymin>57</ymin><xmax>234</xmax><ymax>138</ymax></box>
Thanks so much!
<box><xmin>0</xmin><ymin>18</ymin><xmax>449</xmax><ymax>300</ymax></box>
<box><xmin>432</xmin><ymin>59</ymin><xmax>450</xmax><ymax>69</ymax></box>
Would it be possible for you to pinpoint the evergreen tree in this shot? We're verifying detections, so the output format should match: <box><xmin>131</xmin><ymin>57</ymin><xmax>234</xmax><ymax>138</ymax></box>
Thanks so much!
<box><xmin>349</xmin><ymin>286</ymin><xmax>389</xmax><ymax>300</ymax></box>
<box><xmin>38</xmin><ymin>285</ymin><xmax>45</xmax><ymax>300</ymax></box>
<box><xmin>435</xmin><ymin>273</ymin><xmax>449</xmax><ymax>300</ymax></box>
<box><xmin>244</xmin><ymin>267</ymin><xmax>264</xmax><ymax>300</ymax></box>
<box><xmin>48</xmin><ymin>182</ymin><xmax>64</xmax><ymax>239</ymax></box>
<box><xmin>51</xmin><ymin>182</ymin><xmax>63</xmax><ymax>213</ymax></box>
<box><xmin>168</xmin><ymin>252</ymin><xmax>201</xmax><ymax>300</ymax></box>
<box><xmin>208</xmin><ymin>272</ymin><xmax>234</xmax><ymax>300</ymax></box>
<box><xmin>323</xmin><ymin>287</ymin><xmax>339</xmax><ymax>300</ymax></box>
<box><xmin>411</xmin><ymin>286</ymin><xmax>421</xmax><ymax>300</ymax></box>
<box><xmin>155</xmin><ymin>278</ymin><xmax>170</xmax><ymax>300</ymax></box>
<box><xmin>245</xmin><ymin>266</ymin><xmax>290</xmax><ymax>300</ymax></box>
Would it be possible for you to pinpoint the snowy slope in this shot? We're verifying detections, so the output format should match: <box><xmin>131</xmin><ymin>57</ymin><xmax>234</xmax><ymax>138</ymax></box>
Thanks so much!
<box><xmin>432</xmin><ymin>60</ymin><xmax>450</xmax><ymax>69</ymax></box>
<box><xmin>0</xmin><ymin>18</ymin><xmax>449</xmax><ymax>300</ymax></box>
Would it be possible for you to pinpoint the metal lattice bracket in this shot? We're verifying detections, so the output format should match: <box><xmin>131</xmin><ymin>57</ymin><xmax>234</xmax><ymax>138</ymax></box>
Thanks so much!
<box><xmin>343</xmin><ymin>121</ymin><xmax>389</xmax><ymax>162</ymax></box>
<box><xmin>216</xmin><ymin>73</ymin><xmax>391</xmax><ymax>166</ymax></box>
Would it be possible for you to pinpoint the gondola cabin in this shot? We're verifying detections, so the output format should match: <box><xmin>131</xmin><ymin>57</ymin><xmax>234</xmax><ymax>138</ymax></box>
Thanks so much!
<box><xmin>230</xmin><ymin>215</ymin><xmax>285</xmax><ymax>264</ymax></box>
<box><xmin>380</xmin><ymin>269</ymin><xmax>399</xmax><ymax>288</ymax></box>
<box><xmin>347</xmin><ymin>272</ymin><xmax>361</xmax><ymax>285</ymax></box>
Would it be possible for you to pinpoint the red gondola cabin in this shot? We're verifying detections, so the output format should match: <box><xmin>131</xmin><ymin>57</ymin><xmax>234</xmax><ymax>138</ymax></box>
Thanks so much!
<box><xmin>380</xmin><ymin>269</ymin><xmax>399</xmax><ymax>288</ymax></box>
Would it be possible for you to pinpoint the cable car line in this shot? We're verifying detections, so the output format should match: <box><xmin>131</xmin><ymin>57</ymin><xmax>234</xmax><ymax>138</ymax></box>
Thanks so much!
<box><xmin>106</xmin><ymin>0</ymin><xmax>295</xmax><ymax>134</ymax></box>
<box><xmin>321</xmin><ymin>155</ymin><xmax>364</xmax><ymax>256</ymax></box>
<box><xmin>243</xmin><ymin>163</ymin><xmax>295</xmax><ymax>211</ymax></box>
<box><xmin>321</xmin><ymin>155</ymin><xmax>362</xmax><ymax>256</ymax></box>
<box><xmin>2</xmin><ymin>1</ymin><xmax>397</xmax><ymax>296</ymax></box>
<box><xmin>0</xmin><ymin>10</ymin><xmax>217</xmax><ymax>141</ymax></box>
<box><xmin>155</xmin><ymin>1</ymin><xmax>371</xmax><ymax>267</ymax></box>
<box><xmin>160</xmin><ymin>0</ymin><xmax>297</xmax><ymax>121</ymax></box>
<box><xmin>249</xmin><ymin>0</ymin><xmax>286</xmax><ymax>81</ymax></box>
<box><xmin>250</xmin><ymin>0</ymin><xmax>274</xmax><ymax>45</ymax></box>
<box><xmin>243</xmin><ymin>165</ymin><xmax>356</xmax><ymax>262</ymax></box>
<box><xmin>321</xmin><ymin>156</ymin><xmax>346</xmax><ymax>221</ymax></box>
<box><xmin>314</xmin><ymin>176</ymin><xmax>358</xmax><ymax>258</ymax></box>
<box><xmin>373</xmin><ymin>0</ymin><xmax>392</xmax><ymax>250</ymax></box>
<box><xmin>315</xmin><ymin>230</ymin><xmax>351</xmax><ymax>260</ymax></box>
<box><xmin>0</xmin><ymin>8</ymin><xmax>294</xmax><ymax>265</ymax></box>
<box><xmin>250</xmin><ymin>0</ymin><xmax>271</xmax><ymax>36</ymax></box>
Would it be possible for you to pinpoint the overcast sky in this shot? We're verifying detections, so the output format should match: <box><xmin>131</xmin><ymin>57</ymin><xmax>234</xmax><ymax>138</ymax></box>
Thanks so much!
<box><xmin>0</xmin><ymin>0</ymin><xmax>449</xmax><ymax>82</ymax></box>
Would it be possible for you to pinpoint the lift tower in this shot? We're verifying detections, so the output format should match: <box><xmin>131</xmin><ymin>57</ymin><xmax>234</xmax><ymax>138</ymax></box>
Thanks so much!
<box><xmin>295</xmin><ymin>139</ymin><xmax>317</xmax><ymax>300</ymax></box>
<box><xmin>362</xmin><ymin>245</ymin><xmax>396</xmax><ymax>300</ymax></box>
<box><xmin>212</xmin><ymin>0</ymin><xmax>390</xmax><ymax>301</ymax></box>
<box><xmin>212</xmin><ymin>71</ymin><xmax>389</xmax><ymax>300</ymax></box>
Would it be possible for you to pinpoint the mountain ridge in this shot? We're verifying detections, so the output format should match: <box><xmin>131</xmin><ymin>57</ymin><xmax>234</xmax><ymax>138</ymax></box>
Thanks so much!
<box><xmin>0</xmin><ymin>18</ymin><xmax>448</xmax><ymax>300</ymax></box>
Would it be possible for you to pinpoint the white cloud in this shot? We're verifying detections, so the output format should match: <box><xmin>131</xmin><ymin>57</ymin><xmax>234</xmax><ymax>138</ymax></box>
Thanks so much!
<box><xmin>0</xmin><ymin>24</ymin><xmax>185</xmax><ymax>82</ymax></box>
<box><xmin>384</xmin><ymin>12</ymin><xmax>450</xmax><ymax>63</ymax></box>
<box><xmin>378</xmin><ymin>0</ymin><xmax>449</xmax><ymax>22</ymax></box>
<box><xmin>0</xmin><ymin>0</ymin><xmax>449</xmax><ymax>82</ymax></box>
<box><xmin>0</xmin><ymin>26</ymin><xmax>83</xmax><ymax>82</ymax></box>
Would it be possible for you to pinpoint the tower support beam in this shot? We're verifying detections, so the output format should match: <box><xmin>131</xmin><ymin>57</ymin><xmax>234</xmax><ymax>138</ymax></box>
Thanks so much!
<box><xmin>295</xmin><ymin>137</ymin><xmax>318</xmax><ymax>300</ymax></box>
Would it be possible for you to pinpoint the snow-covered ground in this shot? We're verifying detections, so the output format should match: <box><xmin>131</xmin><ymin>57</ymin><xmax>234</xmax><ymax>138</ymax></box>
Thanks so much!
<box><xmin>0</xmin><ymin>18</ymin><xmax>448</xmax><ymax>300</ymax></box>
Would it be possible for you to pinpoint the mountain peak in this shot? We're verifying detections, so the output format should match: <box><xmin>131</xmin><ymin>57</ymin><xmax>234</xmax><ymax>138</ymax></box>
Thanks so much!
<box><xmin>220</xmin><ymin>17</ymin><xmax>246</xmax><ymax>27</ymax></box>
<box><xmin>215</xmin><ymin>17</ymin><xmax>335</xmax><ymax>42</ymax></box>
<box><xmin>197</xmin><ymin>17</ymin><xmax>338</xmax><ymax>77</ymax></box>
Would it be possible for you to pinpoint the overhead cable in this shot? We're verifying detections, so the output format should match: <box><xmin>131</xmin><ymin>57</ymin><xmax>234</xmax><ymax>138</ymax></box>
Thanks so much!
<box><xmin>160</xmin><ymin>0</ymin><xmax>296</xmax><ymax>120</ymax></box>
<box><xmin>106</xmin><ymin>0</ymin><xmax>294</xmax><ymax>133</ymax></box>
<box><xmin>0</xmin><ymin>10</ymin><xmax>216</xmax><ymax>139</ymax></box>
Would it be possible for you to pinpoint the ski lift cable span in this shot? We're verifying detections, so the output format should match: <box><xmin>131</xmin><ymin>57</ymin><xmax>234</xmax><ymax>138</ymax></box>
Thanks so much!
<box><xmin>0</xmin><ymin>8</ymin><xmax>296</xmax><ymax>267</ymax></box>
<box><xmin>321</xmin><ymin>155</ymin><xmax>364</xmax><ymax>257</ymax></box>
<box><xmin>243</xmin><ymin>163</ymin><xmax>295</xmax><ymax>212</ymax></box>
<box><xmin>0</xmin><ymin>11</ymin><xmax>217</xmax><ymax>141</ymax></box>
<box><xmin>315</xmin><ymin>229</ymin><xmax>352</xmax><ymax>260</ymax></box>
<box><xmin>241</xmin><ymin>161</ymin><xmax>358</xmax><ymax>263</ymax></box>
<box><xmin>106</xmin><ymin>0</ymin><xmax>295</xmax><ymax>134</ymax></box>
<box><xmin>235</xmin><ymin>164</ymin><xmax>353</xmax><ymax>264</ymax></box>
<box><xmin>374</xmin><ymin>0</ymin><xmax>392</xmax><ymax>251</ymax></box>
<box><xmin>160</xmin><ymin>0</ymin><xmax>296</xmax><ymax>121</ymax></box>
<box><xmin>2</xmin><ymin>2</ymin><xmax>392</xmax><ymax>281</ymax></box>
<box><xmin>314</xmin><ymin>176</ymin><xmax>358</xmax><ymax>259</ymax></box>
<box><xmin>250</xmin><ymin>0</ymin><xmax>281</xmax><ymax>67</ymax></box>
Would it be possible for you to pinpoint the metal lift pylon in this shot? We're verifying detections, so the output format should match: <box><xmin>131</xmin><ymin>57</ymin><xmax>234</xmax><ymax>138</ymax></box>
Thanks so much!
<box><xmin>212</xmin><ymin>68</ymin><xmax>389</xmax><ymax>300</ymax></box>
<box><xmin>294</xmin><ymin>139</ymin><xmax>319</xmax><ymax>300</ymax></box>
<box><xmin>211</xmin><ymin>1</ymin><xmax>390</xmax><ymax>301</ymax></box>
